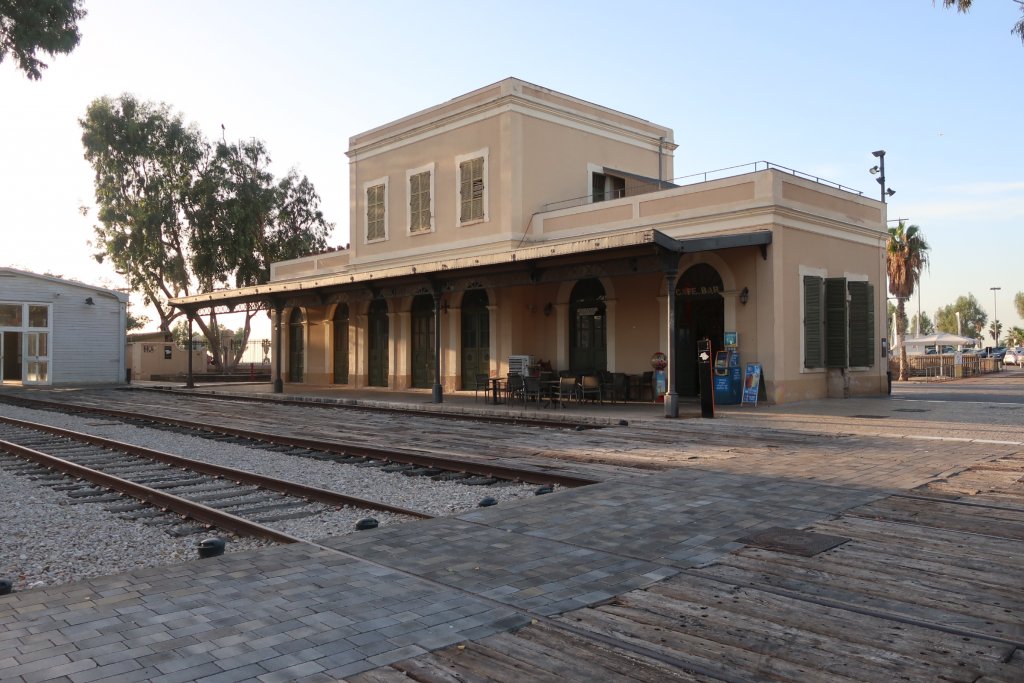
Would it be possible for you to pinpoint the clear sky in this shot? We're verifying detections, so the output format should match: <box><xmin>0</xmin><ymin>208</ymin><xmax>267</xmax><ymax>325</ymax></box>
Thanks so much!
<box><xmin>2</xmin><ymin>1</ymin><xmax>1022</xmax><ymax>339</ymax></box>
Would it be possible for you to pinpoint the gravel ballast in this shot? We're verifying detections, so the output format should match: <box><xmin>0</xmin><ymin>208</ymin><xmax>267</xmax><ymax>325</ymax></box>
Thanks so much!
<box><xmin>0</xmin><ymin>403</ymin><xmax>540</xmax><ymax>592</ymax></box>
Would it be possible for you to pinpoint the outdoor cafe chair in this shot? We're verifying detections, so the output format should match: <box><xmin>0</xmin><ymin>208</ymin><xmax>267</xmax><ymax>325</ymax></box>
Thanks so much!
<box><xmin>505</xmin><ymin>373</ymin><xmax>526</xmax><ymax>407</ymax></box>
<box><xmin>473</xmin><ymin>373</ymin><xmax>490</xmax><ymax>402</ymax></box>
<box><xmin>523</xmin><ymin>375</ymin><xmax>544</xmax><ymax>406</ymax></box>
<box><xmin>579</xmin><ymin>374</ymin><xmax>603</xmax><ymax>404</ymax></box>
<box><xmin>554</xmin><ymin>376</ymin><xmax>577</xmax><ymax>408</ymax></box>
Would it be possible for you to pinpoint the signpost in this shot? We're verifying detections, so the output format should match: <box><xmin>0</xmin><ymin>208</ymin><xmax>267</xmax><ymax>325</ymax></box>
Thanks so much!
<box><xmin>697</xmin><ymin>338</ymin><xmax>714</xmax><ymax>418</ymax></box>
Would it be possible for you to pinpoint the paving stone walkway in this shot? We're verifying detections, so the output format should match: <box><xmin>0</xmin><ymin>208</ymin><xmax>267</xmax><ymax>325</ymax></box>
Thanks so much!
<box><xmin>2</xmin><ymin>463</ymin><xmax>904</xmax><ymax>682</ymax></box>
<box><xmin>2</xmin><ymin>373</ymin><xmax>1022</xmax><ymax>682</ymax></box>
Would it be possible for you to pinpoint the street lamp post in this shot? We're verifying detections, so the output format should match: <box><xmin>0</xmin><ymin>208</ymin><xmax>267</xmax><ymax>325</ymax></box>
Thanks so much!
<box><xmin>990</xmin><ymin>286</ymin><xmax>1001</xmax><ymax>347</ymax></box>
<box><xmin>869</xmin><ymin>150</ymin><xmax>896</xmax><ymax>203</ymax></box>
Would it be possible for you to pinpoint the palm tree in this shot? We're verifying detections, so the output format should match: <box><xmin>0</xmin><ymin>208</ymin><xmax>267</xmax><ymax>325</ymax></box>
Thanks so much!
<box><xmin>886</xmin><ymin>222</ymin><xmax>930</xmax><ymax>381</ymax></box>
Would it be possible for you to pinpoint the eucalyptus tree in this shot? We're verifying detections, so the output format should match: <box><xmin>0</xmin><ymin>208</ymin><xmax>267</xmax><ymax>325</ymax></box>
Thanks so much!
<box><xmin>886</xmin><ymin>221</ymin><xmax>930</xmax><ymax>381</ymax></box>
<box><xmin>81</xmin><ymin>94</ymin><xmax>332</xmax><ymax>370</ymax></box>
<box><xmin>0</xmin><ymin>0</ymin><xmax>85</xmax><ymax>79</ymax></box>
<box><xmin>934</xmin><ymin>294</ymin><xmax>987</xmax><ymax>340</ymax></box>
<box><xmin>910</xmin><ymin>312</ymin><xmax>935</xmax><ymax>336</ymax></box>
<box><xmin>187</xmin><ymin>137</ymin><xmax>332</xmax><ymax>368</ymax></box>
<box><xmin>940</xmin><ymin>0</ymin><xmax>1024</xmax><ymax>44</ymax></box>
<box><xmin>81</xmin><ymin>95</ymin><xmax>204</xmax><ymax>334</ymax></box>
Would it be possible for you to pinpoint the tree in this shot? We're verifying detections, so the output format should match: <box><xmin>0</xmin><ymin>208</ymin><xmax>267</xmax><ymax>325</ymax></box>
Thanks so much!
<box><xmin>934</xmin><ymin>294</ymin><xmax>987</xmax><ymax>339</ymax></box>
<box><xmin>0</xmin><ymin>0</ymin><xmax>86</xmax><ymax>79</ymax></box>
<box><xmin>186</xmin><ymin>136</ymin><xmax>332</xmax><ymax>369</ymax></box>
<box><xmin>911</xmin><ymin>312</ymin><xmax>935</xmax><ymax>336</ymax></box>
<box><xmin>1006</xmin><ymin>326</ymin><xmax>1024</xmax><ymax>346</ymax></box>
<box><xmin>1015</xmin><ymin>291</ymin><xmax>1024</xmax><ymax>320</ymax></box>
<box><xmin>939</xmin><ymin>0</ymin><xmax>1024</xmax><ymax>45</ymax></box>
<box><xmin>886</xmin><ymin>221</ymin><xmax>930</xmax><ymax>381</ymax></box>
<box><xmin>81</xmin><ymin>95</ymin><xmax>203</xmax><ymax>335</ymax></box>
<box><xmin>989</xmin><ymin>319</ymin><xmax>1004</xmax><ymax>345</ymax></box>
<box><xmin>81</xmin><ymin>94</ymin><xmax>332</xmax><ymax>370</ymax></box>
<box><xmin>126</xmin><ymin>305</ymin><xmax>148</xmax><ymax>331</ymax></box>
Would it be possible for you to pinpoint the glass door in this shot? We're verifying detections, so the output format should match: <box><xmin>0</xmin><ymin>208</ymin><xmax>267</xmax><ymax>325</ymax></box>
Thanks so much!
<box><xmin>25</xmin><ymin>331</ymin><xmax>49</xmax><ymax>384</ymax></box>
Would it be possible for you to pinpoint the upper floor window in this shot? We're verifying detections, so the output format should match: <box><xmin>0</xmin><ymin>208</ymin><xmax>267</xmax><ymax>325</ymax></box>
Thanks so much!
<box><xmin>364</xmin><ymin>177</ymin><xmax>388</xmax><ymax>243</ymax></box>
<box><xmin>456</xmin><ymin>148</ymin><xmax>488</xmax><ymax>225</ymax></box>
<box><xmin>407</xmin><ymin>163</ymin><xmax>435</xmax><ymax>235</ymax></box>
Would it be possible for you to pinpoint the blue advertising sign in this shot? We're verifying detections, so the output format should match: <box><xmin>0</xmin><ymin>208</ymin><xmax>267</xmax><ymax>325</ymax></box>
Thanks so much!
<box><xmin>741</xmin><ymin>363</ymin><xmax>762</xmax><ymax>406</ymax></box>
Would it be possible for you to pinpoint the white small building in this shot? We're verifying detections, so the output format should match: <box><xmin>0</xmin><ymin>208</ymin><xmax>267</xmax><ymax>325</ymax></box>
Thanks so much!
<box><xmin>0</xmin><ymin>267</ymin><xmax>128</xmax><ymax>386</ymax></box>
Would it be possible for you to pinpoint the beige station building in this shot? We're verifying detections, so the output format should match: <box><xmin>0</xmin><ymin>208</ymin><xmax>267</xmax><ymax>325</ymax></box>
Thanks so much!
<box><xmin>172</xmin><ymin>78</ymin><xmax>890</xmax><ymax>412</ymax></box>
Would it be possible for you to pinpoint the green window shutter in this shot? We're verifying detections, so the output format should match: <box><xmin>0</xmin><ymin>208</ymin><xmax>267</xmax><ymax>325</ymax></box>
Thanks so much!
<box><xmin>803</xmin><ymin>276</ymin><xmax>823</xmax><ymax>368</ymax></box>
<box><xmin>825</xmin><ymin>277</ymin><xmax>848</xmax><ymax>368</ymax></box>
<box><xmin>848</xmin><ymin>281</ymin><xmax>875</xmax><ymax>367</ymax></box>
<box><xmin>366</xmin><ymin>184</ymin><xmax>384</xmax><ymax>241</ymax></box>
<box><xmin>460</xmin><ymin>157</ymin><xmax>484</xmax><ymax>222</ymax></box>
<box><xmin>409</xmin><ymin>171</ymin><xmax>430</xmax><ymax>232</ymax></box>
<box><xmin>459</xmin><ymin>160</ymin><xmax>472</xmax><ymax>221</ymax></box>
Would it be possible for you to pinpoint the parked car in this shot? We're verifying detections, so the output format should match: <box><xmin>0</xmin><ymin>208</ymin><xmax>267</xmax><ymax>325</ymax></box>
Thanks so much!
<box><xmin>1003</xmin><ymin>347</ymin><xmax>1023</xmax><ymax>365</ymax></box>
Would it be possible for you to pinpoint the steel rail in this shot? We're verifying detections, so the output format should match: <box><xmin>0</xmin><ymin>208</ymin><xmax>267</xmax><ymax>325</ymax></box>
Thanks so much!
<box><xmin>0</xmin><ymin>437</ymin><xmax>305</xmax><ymax>544</ymax></box>
<box><xmin>0</xmin><ymin>394</ymin><xmax>599</xmax><ymax>488</ymax></box>
<box><xmin>0</xmin><ymin>416</ymin><xmax>433</xmax><ymax>519</ymax></box>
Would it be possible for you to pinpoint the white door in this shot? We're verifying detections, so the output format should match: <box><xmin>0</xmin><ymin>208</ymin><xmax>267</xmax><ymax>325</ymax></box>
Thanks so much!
<box><xmin>25</xmin><ymin>331</ymin><xmax>49</xmax><ymax>385</ymax></box>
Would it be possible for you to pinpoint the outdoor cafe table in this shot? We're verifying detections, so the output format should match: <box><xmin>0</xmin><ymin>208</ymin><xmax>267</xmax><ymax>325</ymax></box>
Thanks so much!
<box><xmin>488</xmin><ymin>377</ymin><xmax>506</xmax><ymax>405</ymax></box>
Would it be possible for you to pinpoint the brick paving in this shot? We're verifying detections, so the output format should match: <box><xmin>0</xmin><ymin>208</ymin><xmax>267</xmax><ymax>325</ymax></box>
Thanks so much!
<box><xmin>1</xmin><ymin>371</ymin><xmax>1022</xmax><ymax>681</ymax></box>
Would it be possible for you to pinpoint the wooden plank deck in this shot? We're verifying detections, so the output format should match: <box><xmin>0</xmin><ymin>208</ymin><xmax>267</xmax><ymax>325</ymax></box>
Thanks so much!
<box><xmin>353</xmin><ymin>453</ymin><xmax>1024</xmax><ymax>682</ymax></box>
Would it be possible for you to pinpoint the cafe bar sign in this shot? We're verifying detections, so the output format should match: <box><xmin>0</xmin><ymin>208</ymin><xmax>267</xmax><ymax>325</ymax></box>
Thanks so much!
<box><xmin>676</xmin><ymin>285</ymin><xmax>721</xmax><ymax>297</ymax></box>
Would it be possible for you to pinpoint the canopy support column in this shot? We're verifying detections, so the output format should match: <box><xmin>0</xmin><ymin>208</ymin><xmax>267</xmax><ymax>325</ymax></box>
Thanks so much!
<box><xmin>431</xmin><ymin>285</ymin><xmax>443</xmax><ymax>403</ymax></box>
<box><xmin>654</xmin><ymin>239</ymin><xmax>682</xmax><ymax>418</ymax></box>
<box><xmin>273</xmin><ymin>300</ymin><xmax>284</xmax><ymax>393</ymax></box>
<box><xmin>186</xmin><ymin>314</ymin><xmax>195</xmax><ymax>389</ymax></box>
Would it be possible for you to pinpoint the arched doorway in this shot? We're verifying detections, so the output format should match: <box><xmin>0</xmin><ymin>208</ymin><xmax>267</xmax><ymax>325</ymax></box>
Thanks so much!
<box><xmin>569</xmin><ymin>278</ymin><xmax>607</xmax><ymax>374</ymax></box>
<box><xmin>460</xmin><ymin>289</ymin><xmax>489</xmax><ymax>389</ymax></box>
<box><xmin>367</xmin><ymin>299</ymin><xmax>389</xmax><ymax>387</ymax></box>
<box><xmin>410</xmin><ymin>294</ymin><xmax>435</xmax><ymax>388</ymax></box>
<box><xmin>333</xmin><ymin>304</ymin><xmax>349</xmax><ymax>384</ymax></box>
<box><xmin>675</xmin><ymin>264</ymin><xmax>724</xmax><ymax>396</ymax></box>
<box><xmin>288</xmin><ymin>308</ymin><xmax>305</xmax><ymax>382</ymax></box>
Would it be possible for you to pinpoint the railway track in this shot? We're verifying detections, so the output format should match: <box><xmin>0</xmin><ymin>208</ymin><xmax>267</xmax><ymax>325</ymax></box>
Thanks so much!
<box><xmin>0</xmin><ymin>393</ymin><xmax>599</xmax><ymax>489</ymax></box>
<box><xmin>0</xmin><ymin>416</ymin><xmax>433</xmax><ymax>545</ymax></box>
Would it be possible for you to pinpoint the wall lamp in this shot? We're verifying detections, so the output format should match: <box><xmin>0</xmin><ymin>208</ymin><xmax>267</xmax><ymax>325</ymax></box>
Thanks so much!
<box><xmin>739</xmin><ymin>287</ymin><xmax>749</xmax><ymax>305</ymax></box>
<box><xmin>84</xmin><ymin>297</ymin><xmax>95</xmax><ymax>305</ymax></box>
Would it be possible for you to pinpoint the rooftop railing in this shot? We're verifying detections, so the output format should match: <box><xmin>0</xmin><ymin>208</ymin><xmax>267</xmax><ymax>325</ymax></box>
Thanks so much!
<box><xmin>542</xmin><ymin>161</ymin><xmax>863</xmax><ymax>212</ymax></box>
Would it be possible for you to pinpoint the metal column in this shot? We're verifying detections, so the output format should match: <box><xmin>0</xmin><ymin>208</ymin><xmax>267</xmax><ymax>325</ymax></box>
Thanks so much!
<box><xmin>663</xmin><ymin>266</ymin><xmax>679</xmax><ymax>418</ymax></box>
<box><xmin>273</xmin><ymin>301</ymin><xmax>283</xmax><ymax>393</ymax></box>
<box><xmin>431</xmin><ymin>287</ymin><xmax>443</xmax><ymax>404</ymax></box>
